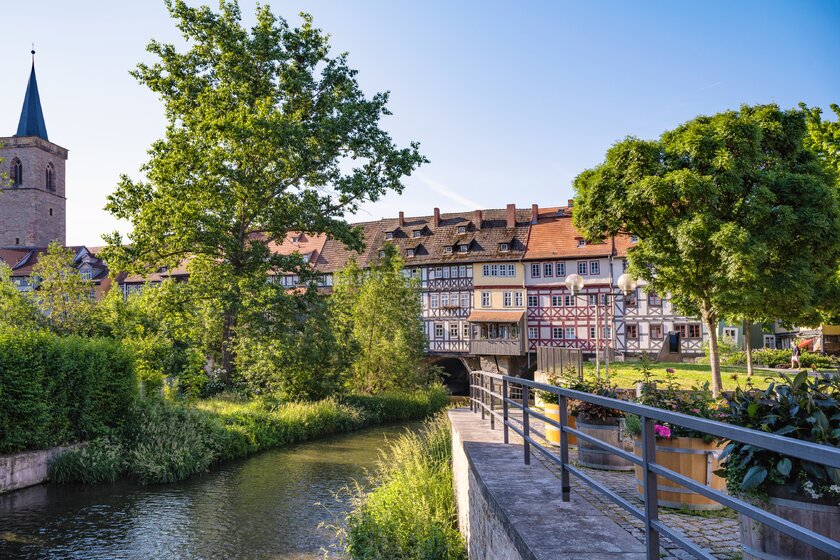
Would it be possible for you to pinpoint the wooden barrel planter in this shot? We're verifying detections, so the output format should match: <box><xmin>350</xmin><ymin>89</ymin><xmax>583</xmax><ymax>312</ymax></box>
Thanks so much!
<box><xmin>632</xmin><ymin>437</ymin><xmax>726</xmax><ymax>511</ymax></box>
<box><xmin>544</xmin><ymin>404</ymin><xmax>576</xmax><ymax>446</ymax></box>
<box><xmin>576</xmin><ymin>418</ymin><xmax>634</xmax><ymax>471</ymax></box>
<box><xmin>739</xmin><ymin>494</ymin><xmax>840</xmax><ymax>560</ymax></box>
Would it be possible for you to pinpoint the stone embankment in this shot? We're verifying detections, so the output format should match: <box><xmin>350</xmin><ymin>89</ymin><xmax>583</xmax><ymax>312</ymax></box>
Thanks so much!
<box><xmin>0</xmin><ymin>446</ymin><xmax>75</xmax><ymax>494</ymax></box>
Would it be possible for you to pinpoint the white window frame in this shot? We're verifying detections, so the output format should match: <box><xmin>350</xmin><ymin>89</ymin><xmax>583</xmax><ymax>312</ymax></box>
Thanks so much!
<box><xmin>564</xmin><ymin>294</ymin><xmax>574</xmax><ymax>307</ymax></box>
<box><xmin>503</xmin><ymin>292</ymin><xmax>512</xmax><ymax>307</ymax></box>
<box><xmin>463</xmin><ymin>323</ymin><xmax>470</xmax><ymax>338</ymax></box>
<box><xmin>763</xmin><ymin>334</ymin><xmax>776</xmax><ymax>349</ymax></box>
<box><xmin>430</xmin><ymin>293</ymin><xmax>439</xmax><ymax>308</ymax></box>
<box><xmin>543</xmin><ymin>262</ymin><xmax>553</xmax><ymax>277</ymax></box>
<box><xmin>723</xmin><ymin>327</ymin><xmax>737</xmax><ymax>341</ymax></box>
<box><xmin>460</xmin><ymin>244</ymin><xmax>469</xmax><ymax>253</ymax></box>
<box><xmin>551</xmin><ymin>295</ymin><xmax>562</xmax><ymax>307</ymax></box>
<box><xmin>460</xmin><ymin>292</ymin><xmax>470</xmax><ymax>308</ymax></box>
<box><xmin>458</xmin><ymin>225</ymin><xmax>467</xmax><ymax>234</ymax></box>
<box><xmin>481</xmin><ymin>291</ymin><xmax>491</xmax><ymax>307</ymax></box>
<box><xmin>445</xmin><ymin>246</ymin><xmax>453</xmax><ymax>254</ymax></box>
<box><xmin>413</xmin><ymin>230</ymin><xmax>422</xmax><ymax>238</ymax></box>
<box><xmin>577</xmin><ymin>239</ymin><xmax>586</xmax><ymax>247</ymax></box>
<box><xmin>434</xmin><ymin>323</ymin><xmax>444</xmax><ymax>339</ymax></box>
<box><xmin>528</xmin><ymin>295</ymin><xmax>538</xmax><ymax>307</ymax></box>
<box><xmin>441</xmin><ymin>292</ymin><xmax>449</xmax><ymax>307</ymax></box>
<box><xmin>514</xmin><ymin>291</ymin><xmax>523</xmax><ymax>307</ymax></box>
<box><xmin>552</xmin><ymin>327</ymin><xmax>564</xmax><ymax>340</ymax></box>
<box><xmin>449</xmin><ymin>323</ymin><xmax>459</xmax><ymax>339</ymax></box>
<box><xmin>531</xmin><ymin>263</ymin><xmax>541</xmax><ymax>278</ymax></box>
<box><xmin>385</xmin><ymin>232</ymin><xmax>394</xmax><ymax>240</ymax></box>
<box><xmin>499</xmin><ymin>243</ymin><xmax>509</xmax><ymax>252</ymax></box>
<box><xmin>590</xmin><ymin>261</ymin><xmax>600</xmax><ymax>275</ymax></box>
<box><xmin>565</xmin><ymin>327</ymin><xmax>576</xmax><ymax>339</ymax></box>
<box><xmin>406</xmin><ymin>249</ymin><xmax>415</xmax><ymax>257</ymax></box>
<box><xmin>528</xmin><ymin>326</ymin><xmax>539</xmax><ymax>340</ymax></box>
<box><xmin>556</xmin><ymin>262</ymin><xmax>566</xmax><ymax>276</ymax></box>
<box><xmin>577</xmin><ymin>261</ymin><xmax>587</xmax><ymax>275</ymax></box>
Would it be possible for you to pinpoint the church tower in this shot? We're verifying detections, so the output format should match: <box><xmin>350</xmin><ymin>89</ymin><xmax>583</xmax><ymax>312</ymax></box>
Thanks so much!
<box><xmin>0</xmin><ymin>51</ymin><xmax>68</xmax><ymax>248</ymax></box>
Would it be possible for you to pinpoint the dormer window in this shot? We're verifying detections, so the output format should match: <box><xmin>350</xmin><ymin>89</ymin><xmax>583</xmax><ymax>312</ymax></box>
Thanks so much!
<box><xmin>413</xmin><ymin>230</ymin><xmax>422</xmax><ymax>238</ymax></box>
<box><xmin>406</xmin><ymin>248</ymin><xmax>415</xmax><ymax>257</ymax></box>
<box><xmin>80</xmin><ymin>268</ymin><xmax>92</xmax><ymax>280</ymax></box>
<box><xmin>499</xmin><ymin>243</ymin><xmax>510</xmax><ymax>252</ymax></box>
<box><xmin>457</xmin><ymin>225</ymin><xmax>467</xmax><ymax>234</ymax></box>
<box><xmin>444</xmin><ymin>246</ymin><xmax>453</xmax><ymax>254</ymax></box>
<box><xmin>630</xmin><ymin>235</ymin><xmax>639</xmax><ymax>243</ymax></box>
<box><xmin>459</xmin><ymin>244</ymin><xmax>469</xmax><ymax>253</ymax></box>
<box><xmin>379</xmin><ymin>250</ymin><xmax>386</xmax><ymax>258</ymax></box>
<box><xmin>290</xmin><ymin>235</ymin><xmax>300</xmax><ymax>243</ymax></box>
<box><xmin>577</xmin><ymin>239</ymin><xmax>586</xmax><ymax>247</ymax></box>
<box><xmin>11</xmin><ymin>158</ymin><xmax>22</xmax><ymax>187</ymax></box>
<box><xmin>385</xmin><ymin>231</ymin><xmax>394</xmax><ymax>240</ymax></box>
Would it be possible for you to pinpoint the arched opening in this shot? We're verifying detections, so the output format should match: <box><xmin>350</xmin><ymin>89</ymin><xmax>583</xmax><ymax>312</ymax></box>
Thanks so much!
<box><xmin>45</xmin><ymin>163</ymin><xmax>55</xmax><ymax>191</ymax></box>
<box><xmin>431</xmin><ymin>357</ymin><xmax>470</xmax><ymax>396</ymax></box>
<box><xmin>11</xmin><ymin>158</ymin><xmax>22</xmax><ymax>187</ymax></box>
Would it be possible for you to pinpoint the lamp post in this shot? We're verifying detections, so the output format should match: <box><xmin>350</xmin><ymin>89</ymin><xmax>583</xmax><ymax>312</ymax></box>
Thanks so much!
<box><xmin>565</xmin><ymin>274</ymin><xmax>600</xmax><ymax>377</ymax></box>
<box><xmin>613</xmin><ymin>273</ymin><xmax>638</xmax><ymax>374</ymax></box>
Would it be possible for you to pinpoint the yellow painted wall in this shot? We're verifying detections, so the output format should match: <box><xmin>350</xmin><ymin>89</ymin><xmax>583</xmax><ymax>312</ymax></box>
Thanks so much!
<box><xmin>473</xmin><ymin>287</ymin><xmax>526</xmax><ymax>310</ymax></box>
<box><xmin>472</xmin><ymin>262</ymin><xmax>524</xmax><ymax>287</ymax></box>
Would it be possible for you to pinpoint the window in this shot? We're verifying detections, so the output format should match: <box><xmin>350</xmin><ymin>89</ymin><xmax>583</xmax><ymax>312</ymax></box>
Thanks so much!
<box><xmin>378</xmin><ymin>250</ymin><xmax>386</xmax><ymax>258</ymax></box>
<box><xmin>460</xmin><ymin>292</ymin><xmax>470</xmax><ymax>308</ymax></box>
<box><xmin>450</xmin><ymin>266</ymin><xmax>459</xmax><ymax>278</ymax></box>
<box><xmin>650</xmin><ymin>324</ymin><xmax>663</xmax><ymax>340</ymax></box>
<box><xmin>688</xmin><ymin>324</ymin><xmax>701</xmax><ymax>338</ymax></box>
<box><xmin>406</xmin><ymin>248</ymin><xmax>415</xmax><ymax>257</ymax></box>
<box><xmin>543</xmin><ymin>262</ymin><xmax>553</xmax><ymax>277</ymax></box>
<box><xmin>552</xmin><ymin>327</ymin><xmax>564</xmax><ymax>339</ymax></box>
<box><xmin>11</xmin><ymin>158</ymin><xmax>22</xmax><ymax>187</ymax></box>
<box><xmin>49</xmin><ymin>208</ymin><xmax>53</xmax><ymax>216</ymax></box>
<box><xmin>622</xmin><ymin>259</ymin><xmax>629</xmax><ymax>272</ymax></box>
<box><xmin>463</xmin><ymin>323</ymin><xmax>470</xmax><ymax>338</ymax></box>
<box><xmin>648</xmin><ymin>292</ymin><xmax>662</xmax><ymax>306</ymax></box>
<box><xmin>88</xmin><ymin>289</ymin><xmax>96</xmax><ymax>301</ymax></box>
<box><xmin>556</xmin><ymin>262</ymin><xmax>565</xmax><ymax>276</ymax></box>
<box><xmin>514</xmin><ymin>291</ymin><xmax>523</xmax><ymax>306</ymax></box>
<box><xmin>602</xmin><ymin>326</ymin><xmax>612</xmax><ymax>338</ymax></box>
<box><xmin>564</xmin><ymin>294</ymin><xmax>575</xmax><ymax>307</ymax></box>
<box><xmin>385</xmin><ymin>232</ymin><xmax>394</xmax><ymax>240</ymax></box>
<box><xmin>504</xmin><ymin>264</ymin><xmax>515</xmax><ymax>277</ymax></box>
<box><xmin>630</xmin><ymin>235</ymin><xmax>639</xmax><ymax>243</ymax></box>
<box><xmin>458</xmin><ymin>225</ymin><xmax>467</xmax><ymax>234</ymax></box>
<box><xmin>481</xmin><ymin>291</ymin><xmax>491</xmax><ymax>307</ymax></box>
<box><xmin>503</xmin><ymin>292</ymin><xmax>512</xmax><ymax>307</ymax></box>
<box><xmin>450</xmin><ymin>323</ymin><xmax>459</xmax><ymax>339</ymax></box>
<box><xmin>565</xmin><ymin>327</ymin><xmax>576</xmax><ymax>339</ymax></box>
<box><xmin>531</xmin><ymin>263</ymin><xmax>541</xmax><ymax>278</ymax></box>
<box><xmin>626</xmin><ymin>289</ymin><xmax>638</xmax><ymax>306</ymax></box>
<box><xmin>441</xmin><ymin>293</ymin><xmax>449</xmax><ymax>307</ymax></box>
<box><xmin>80</xmin><ymin>268</ymin><xmax>92</xmax><ymax>280</ymax></box>
<box><xmin>413</xmin><ymin>230</ymin><xmax>422</xmax><ymax>238</ymax></box>
<box><xmin>589</xmin><ymin>261</ymin><xmax>600</xmax><ymax>275</ymax></box>
<box><xmin>434</xmin><ymin>323</ymin><xmax>444</xmax><ymax>338</ymax></box>
<box><xmin>45</xmin><ymin>163</ymin><xmax>55</xmax><ymax>191</ymax></box>
<box><xmin>589</xmin><ymin>326</ymin><xmax>597</xmax><ymax>339</ymax></box>
<box><xmin>528</xmin><ymin>326</ymin><xmax>538</xmax><ymax>340</ymax></box>
<box><xmin>499</xmin><ymin>243</ymin><xmax>509</xmax><ymax>252</ymax></box>
<box><xmin>587</xmin><ymin>294</ymin><xmax>598</xmax><ymax>306</ymax></box>
<box><xmin>430</xmin><ymin>293</ymin><xmax>439</xmax><ymax>308</ymax></box>
<box><xmin>676</xmin><ymin>325</ymin><xmax>687</xmax><ymax>338</ymax></box>
<box><xmin>577</xmin><ymin>239</ymin><xmax>586</xmax><ymax>247</ymax></box>
<box><xmin>551</xmin><ymin>295</ymin><xmax>562</xmax><ymax>307</ymax></box>
<box><xmin>578</xmin><ymin>261</ymin><xmax>587</xmax><ymax>275</ymax></box>
<box><xmin>723</xmin><ymin>327</ymin><xmax>737</xmax><ymax>341</ymax></box>
<box><xmin>459</xmin><ymin>244</ymin><xmax>469</xmax><ymax>253</ymax></box>
<box><xmin>763</xmin><ymin>335</ymin><xmax>776</xmax><ymax>349</ymax></box>
<box><xmin>527</xmin><ymin>295</ymin><xmax>538</xmax><ymax>307</ymax></box>
<box><xmin>442</xmin><ymin>267</ymin><xmax>450</xmax><ymax>279</ymax></box>
<box><xmin>459</xmin><ymin>265</ymin><xmax>468</xmax><ymax>278</ymax></box>
<box><xmin>444</xmin><ymin>246</ymin><xmax>453</xmax><ymax>254</ymax></box>
<box><xmin>626</xmin><ymin>324</ymin><xmax>638</xmax><ymax>339</ymax></box>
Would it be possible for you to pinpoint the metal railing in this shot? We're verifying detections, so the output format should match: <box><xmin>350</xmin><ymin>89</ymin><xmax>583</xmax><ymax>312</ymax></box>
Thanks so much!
<box><xmin>468</xmin><ymin>370</ymin><xmax>840</xmax><ymax>560</ymax></box>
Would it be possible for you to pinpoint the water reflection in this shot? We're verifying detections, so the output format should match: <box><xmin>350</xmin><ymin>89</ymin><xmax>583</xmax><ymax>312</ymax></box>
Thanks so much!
<box><xmin>0</xmin><ymin>423</ymin><xmax>414</xmax><ymax>559</ymax></box>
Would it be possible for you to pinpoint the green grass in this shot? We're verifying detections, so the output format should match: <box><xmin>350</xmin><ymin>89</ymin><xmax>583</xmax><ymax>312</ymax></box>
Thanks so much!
<box><xmin>343</xmin><ymin>412</ymin><xmax>467</xmax><ymax>560</ymax></box>
<box><xmin>583</xmin><ymin>361</ymin><xmax>766</xmax><ymax>391</ymax></box>
<box><xmin>49</xmin><ymin>386</ymin><xmax>450</xmax><ymax>486</ymax></box>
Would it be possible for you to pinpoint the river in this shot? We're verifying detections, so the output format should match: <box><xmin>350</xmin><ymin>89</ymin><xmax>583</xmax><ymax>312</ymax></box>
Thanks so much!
<box><xmin>0</xmin><ymin>422</ymin><xmax>416</xmax><ymax>559</ymax></box>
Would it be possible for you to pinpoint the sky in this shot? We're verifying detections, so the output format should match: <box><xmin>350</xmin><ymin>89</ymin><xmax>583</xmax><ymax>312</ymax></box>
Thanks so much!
<box><xmin>1</xmin><ymin>1</ymin><xmax>838</xmax><ymax>246</ymax></box>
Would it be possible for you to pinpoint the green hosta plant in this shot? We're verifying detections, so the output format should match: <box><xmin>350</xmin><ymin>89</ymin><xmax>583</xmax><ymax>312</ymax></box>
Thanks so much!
<box><xmin>569</xmin><ymin>376</ymin><xmax>623</xmax><ymax>423</ymax></box>
<box><xmin>718</xmin><ymin>371</ymin><xmax>840</xmax><ymax>502</ymax></box>
<box><xmin>538</xmin><ymin>365</ymin><xmax>587</xmax><ymax>405</ymax></box>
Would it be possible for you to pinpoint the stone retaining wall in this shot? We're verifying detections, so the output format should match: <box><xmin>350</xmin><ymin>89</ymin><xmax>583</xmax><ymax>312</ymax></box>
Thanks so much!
<box><xmin>0</xmin><ymin>445</ymin><xmax>74</xmax><ymax>494</ymax></box>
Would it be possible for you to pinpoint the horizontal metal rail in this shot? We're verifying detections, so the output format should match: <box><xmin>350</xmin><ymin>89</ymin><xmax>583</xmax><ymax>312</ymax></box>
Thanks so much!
<box><xmin>468</xmin><ymin>370</ymin><xmax>840</xmax><ymax>560</ymax></box>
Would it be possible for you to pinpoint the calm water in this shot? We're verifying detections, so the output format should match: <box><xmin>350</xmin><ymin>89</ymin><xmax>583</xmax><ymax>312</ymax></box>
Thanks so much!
<box><xmin>0</xmin><ymin>423</ymin><xmax>416</xmax><ymax>560</ymax></box>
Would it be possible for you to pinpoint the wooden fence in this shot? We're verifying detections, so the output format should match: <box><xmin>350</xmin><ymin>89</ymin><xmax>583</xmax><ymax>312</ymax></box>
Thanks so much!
<box><xmin>535</xmin><ymin>346</ymin><xmax>583</xmax><ymax>378</ymax></box>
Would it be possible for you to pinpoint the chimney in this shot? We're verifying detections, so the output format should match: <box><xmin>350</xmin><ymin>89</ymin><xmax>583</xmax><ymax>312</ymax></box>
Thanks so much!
<box><xmin>474</xmin><ymin>210</ymin><xmax>483</xmax><ymax>230</ymax></box>
<box><xmin>433</xmin><ymin>207</ymin><xmax>441</xmax><ymax>228</ymax></box>
<box><xmin>506</xmin><ymin>204</ymin><xmax>516</xmax><ymax>228</ymax></box>
<box><xmin>567</xmin><ymin>198</ymin><xmax>575</xmax><ymax>208</ymax></box>
<box><xmin>531</xmin><ymin>204</ymin><xmax>539</xmax><ymax>225</ymax></box>
<box><xmin>398</xmin><ymin>211</ymin><xmax>405</xmax><ymax>227</ymax></box>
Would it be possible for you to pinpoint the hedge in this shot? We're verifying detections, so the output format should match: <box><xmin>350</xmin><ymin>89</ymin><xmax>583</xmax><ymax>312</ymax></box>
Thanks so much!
<box><xmin>0</xmin><ymin>329</ymin><xmax>136</xmax><ymax>453</ymax></box>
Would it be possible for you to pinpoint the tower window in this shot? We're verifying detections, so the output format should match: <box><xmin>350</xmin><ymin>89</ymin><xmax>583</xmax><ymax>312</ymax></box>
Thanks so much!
<box><xmin>49</xmin><ymin>208</ymin><xmax>53</xmax><ymax>216</ymax></box>
<box><xmin>46</xmin><ymin>163</ymin><xmax>55</xmax><ymax>192</ymax></box>
<box><xmin>11</xmin><ymin>158</ymin><xmax>22</xmax><ymax>187</ymax></box>
<box><xmin>15</xmin><ymin>238</ymin><xmax>20</xmax><ymax>245</ymax></box>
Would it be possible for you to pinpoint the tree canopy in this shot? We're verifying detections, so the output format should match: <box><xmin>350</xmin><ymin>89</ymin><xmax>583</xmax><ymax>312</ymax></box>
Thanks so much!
<box><xmin>573</xmin><ymin>104</ymin><xmax>840</xmax><ymax>395</ymax></box>
<box><xmin>102</xmin><ymin>0</ymin><xmax>426</xmax><ymax>377</ymax></box>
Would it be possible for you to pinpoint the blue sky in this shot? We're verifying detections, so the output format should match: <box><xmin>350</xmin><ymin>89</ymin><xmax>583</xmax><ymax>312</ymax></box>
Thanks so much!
<box><xmin>2</xmin><ymin>1</ymin><xmax>838</xmax><ymax>245</ymax></box>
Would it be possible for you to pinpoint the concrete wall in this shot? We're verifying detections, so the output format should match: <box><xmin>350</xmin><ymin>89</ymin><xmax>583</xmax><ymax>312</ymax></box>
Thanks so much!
<box><xmin>0</xmin><ymin>445</ymin><xmax>74</xmax><ymax>494</ymax></box>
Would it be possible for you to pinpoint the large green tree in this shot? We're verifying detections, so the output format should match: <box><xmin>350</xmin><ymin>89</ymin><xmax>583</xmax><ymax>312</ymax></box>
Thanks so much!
<box><xmin>102</xmin><ymin>0</ymin><xmax>426</xmax><ymax>380</ymax></box>
<box><xmin>331</xmin><ymin>245</ymin><xmax>430</xmax><ymax>393</ymax></box>
<box><xmin>0</xmin><ymin>263</ymin><xmax>41</xmax><ymax>330</ymax></box>
<box><xmin>574</xmin><ymin>104</ymin><xmax>840</xmax><ymax>395</ymax></box>
<box><xmin>30</xmin><ymin>242</ymin><xmax>97</xmax><ymax>336</ymax></box>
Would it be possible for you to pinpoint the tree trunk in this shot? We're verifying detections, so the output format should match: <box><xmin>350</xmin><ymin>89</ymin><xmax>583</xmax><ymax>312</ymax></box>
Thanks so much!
<box><xmin>743</xmin><ymin>319</ymin><xmax>754</xmax><ymax>378</ymax></box>
<box><xmin>220</xmin><ymin>309</ymin><xmax>235</xmax><ymax>385</ymax></box>
<box><xmin>701</xmin><ymin>303</ymin><xmax>722</xmax><ymax>398</ymax></box>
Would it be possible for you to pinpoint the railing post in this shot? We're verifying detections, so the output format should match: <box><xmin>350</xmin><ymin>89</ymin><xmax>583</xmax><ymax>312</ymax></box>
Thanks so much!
<box><xmin>558</xmin><ymin>394</ymin><xmax>571</xmax><ymax>502</ymax></box>
<box><xmin>641</xmin><ymin>416</ymin><xmax>660</xmax><ymax>559</ymax></box>
<box><xmin>522</xmin><ymin>384</ymin><xmax>530</xmax><ymax>465</ymax></box>
<box><xmin>489</xmin><ymin>377</ymin><xmax>495</xmax><ymax>430</ymax></box>
<box><xmin>480</xmin><ymin>374</ymin><xmax>486</xmax><ymax>421</ymax></box>
<box><xmin>502</xmin><ymin>378</ymin><xmax>509</xmax><ymax>444</ymax></box>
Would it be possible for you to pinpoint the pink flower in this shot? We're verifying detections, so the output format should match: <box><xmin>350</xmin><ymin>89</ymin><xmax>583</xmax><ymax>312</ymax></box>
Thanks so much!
<box><xmin>654</xmin><ymin>424</ymin><xmax>672</xmax><ymax>439</ymax></box>
<box><xmin>666</xmin><ymin>368</ymin><xmax>675</xmax><ymax>374</ymax></box>
<box><xmin>691</xmin><ymin>409</ymin><xmax>701</xmax><ymax>415</ymax></box>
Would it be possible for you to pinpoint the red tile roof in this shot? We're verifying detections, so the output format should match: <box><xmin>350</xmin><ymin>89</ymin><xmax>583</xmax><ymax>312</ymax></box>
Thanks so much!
<box><xmin>524</xmin><ymin>207</ymin><xmax>634</xmax><ymax>259</ymax></box>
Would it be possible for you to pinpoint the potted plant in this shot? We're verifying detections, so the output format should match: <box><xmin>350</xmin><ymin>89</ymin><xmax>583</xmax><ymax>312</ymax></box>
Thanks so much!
<box><xmin>719</xmin><ymin>371</ymin><xmax>840</xmax><ymax>560</ymax></box>
<box><xmin>571</xmin><ymin>376</ymin><xmax>634</xmax><ymax>471</ymax></box>
<box><xmin>537</xmin><ymin>366</ymin><xmax>584</xmax><ymax>446</ymax></box>
<box><xmin>626</xmin><ymin>366</ymin><xmax>728</xmax><ymax>511</ymax></box>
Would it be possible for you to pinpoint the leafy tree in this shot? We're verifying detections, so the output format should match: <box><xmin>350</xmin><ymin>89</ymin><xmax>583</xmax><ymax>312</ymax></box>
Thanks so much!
<box><xmin>102</xmin><ymin>0</ymin><xmax>426</xmax><ymax>381</ymax></box>
<box><xmin>331</xmin><ymin>245</ymin><xmax>431</xmax><ymax>393</ymax></box>
<box><xmin>574</xmin><ymin>104</ymin><xmax>840</xmax><ymax>396</ymax></box>
<box><xmin>0</xmin><ymin>263</ymin><xmax>41</xmax><ymax>329</ymax></box>
<box><xmin>29</xmin><ymin>242</ymin><xmax>97</xmax><ymax>336</ymax></box>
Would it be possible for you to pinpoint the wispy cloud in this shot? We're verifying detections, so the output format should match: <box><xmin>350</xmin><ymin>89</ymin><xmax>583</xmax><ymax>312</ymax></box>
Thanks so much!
<box><xmin>696</xmin><ymin>81</ymin><xmax>723</xmax><ymax>92</ymax></box>
<box><xmin>415</xmin><ymin>172</ymin><xmax>486</xmax><ymax>210</ymax></box>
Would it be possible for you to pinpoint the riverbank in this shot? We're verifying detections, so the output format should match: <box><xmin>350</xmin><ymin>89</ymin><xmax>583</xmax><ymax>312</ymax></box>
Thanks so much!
<box><xmin>48</xmin><ymin>387</ymin><xmax>450</xmax><ymax>486</ymax></box>
<box><xmin>344</xmin><ymin>412</ymin><xmax>467</xmax><ymax>560</ymax></box>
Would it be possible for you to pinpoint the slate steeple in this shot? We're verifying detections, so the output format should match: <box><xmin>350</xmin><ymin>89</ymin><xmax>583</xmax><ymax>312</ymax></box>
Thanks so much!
<box><xmin>16</xmin><ymin>50</ymin><xmax>49</xmax><ymax>141</ymax></box>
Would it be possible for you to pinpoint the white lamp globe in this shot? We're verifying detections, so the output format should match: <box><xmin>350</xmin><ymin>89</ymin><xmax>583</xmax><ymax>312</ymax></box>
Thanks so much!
<box><xmin>565</xmin><ymin>274</ymin><xmax>585</xmax><ymax>294</ymax></box>
<box><xmin>617</xmin><ymin>273</ymin><xmax>637</xmax><ymax>295</ymax></box>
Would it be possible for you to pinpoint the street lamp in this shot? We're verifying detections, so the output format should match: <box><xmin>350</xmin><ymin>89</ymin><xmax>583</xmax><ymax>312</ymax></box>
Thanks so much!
<box><xmin>565</xmin><ymin>273</ymin><xmax>584</xmax><ymax>294</ymax></box>
<box><xmin>617</xmin><ymin>273</ymin><xmax>637</xmax><ymax>296</ymax></box>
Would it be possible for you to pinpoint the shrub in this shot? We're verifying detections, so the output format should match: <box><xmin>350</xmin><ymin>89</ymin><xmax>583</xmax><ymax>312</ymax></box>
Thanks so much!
<box><xmin>49</xmin><ymin>439</ymin><xmax>126</xmax><ymax>484</ymax></box>
<box><xmin>344</xmin><ymin>413</ymin><xmax>467</xmax><ymax>560</ymax></box>
<box><xmin>0</xmin><ymin>330</ymin><xmax>136</xmax><ymax>453</ymax></box>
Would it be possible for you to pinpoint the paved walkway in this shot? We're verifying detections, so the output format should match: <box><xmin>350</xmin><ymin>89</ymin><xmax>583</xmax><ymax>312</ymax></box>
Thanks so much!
<box><xmin>491</xmin><ymin>409</ymin><xmax>741</xmax><ymax>559</ymax></box>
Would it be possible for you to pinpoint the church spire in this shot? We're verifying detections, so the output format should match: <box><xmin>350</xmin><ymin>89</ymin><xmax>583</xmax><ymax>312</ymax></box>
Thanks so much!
<box><xmin>16</xmin><ymin>49</ymin><xmax>49</xmax><ymax>141</ymax></box>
